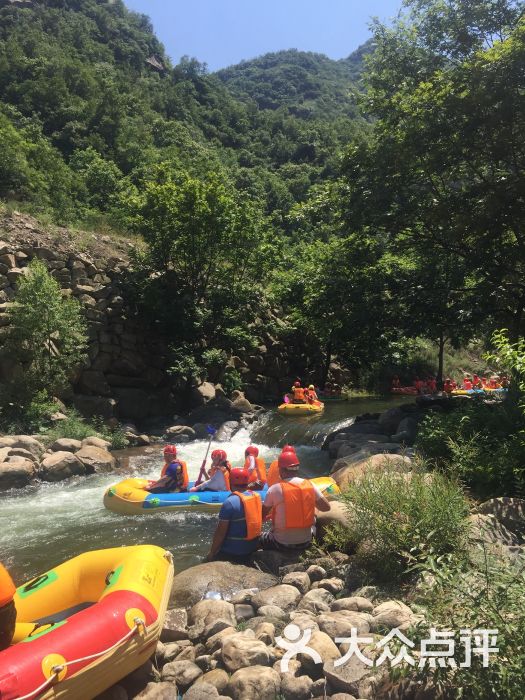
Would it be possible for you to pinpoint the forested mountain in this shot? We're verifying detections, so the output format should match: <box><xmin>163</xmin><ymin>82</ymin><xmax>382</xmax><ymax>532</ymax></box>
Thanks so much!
<box><xmin>217</xmin><ymin>46</ymin><xmax>368</xmax><ymax>118</ymax></box>
<box><xmin>0</xmin><ymin>0</ymin><xmax>366</xmax><ymax>226</ymax></box>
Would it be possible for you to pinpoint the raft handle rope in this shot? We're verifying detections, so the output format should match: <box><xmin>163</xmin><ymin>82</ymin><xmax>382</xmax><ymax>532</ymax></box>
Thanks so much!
<box><xmin>15</xmin><ymin>617</ymin><xmax>145</xmax><ymax>700</ymax></box>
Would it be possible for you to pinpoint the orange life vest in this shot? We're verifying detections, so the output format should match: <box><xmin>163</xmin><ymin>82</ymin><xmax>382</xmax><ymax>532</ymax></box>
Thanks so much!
<box><xmin>292</xmin><ymin>386</ymin><xmax>305</xmax><ymax>402</ymax></box>
<box><xmin>463</xmin><ymin>380</ymin><xmax>472</xmax><ymax>390</ymax></box>
<box><xmin>235</xmin><ymin>491</ymin><xmax>263</xmax><ymax>540</ymax></box>
<box><xmin>161</xmin><ymin>460</ymin><xmax>189</xmax><ymax>489</ymax></box>
<box><xmin>280</xmin><ymin>480</ymin><xmax>315</xmax><ymax>529</ymax></box>
<box><xmin>211</xmin><ymin>464</ymin><xmax>231</xmax><ymax>491</ymax></box>
<box><xmin>244</xmin><ymin>456</ymin><xmax>267</xmax><ymax>484</ymax></box>
<box><xmin>0</xmin><ymin>563</ymin><xmax>15</xmax><ymax>608</ymax></box>
<box><xmin>267</xmin><ymin>460</ymin><xmax>280</xmax><ymax>487</ymax></box>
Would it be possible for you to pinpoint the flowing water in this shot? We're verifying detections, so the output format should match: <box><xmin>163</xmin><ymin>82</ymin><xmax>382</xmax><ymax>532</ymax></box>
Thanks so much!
<box><xmin>0</xmin><ymin>397</ymin><xmax>407</xmax><ymax>584</ymax></box>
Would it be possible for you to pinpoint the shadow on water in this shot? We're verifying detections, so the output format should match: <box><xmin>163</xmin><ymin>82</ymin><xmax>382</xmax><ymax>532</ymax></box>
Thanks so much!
<box><xmin>1</xmin><ymin>396</ymin><xmax>409</xmax><ymax>580</ymax></box>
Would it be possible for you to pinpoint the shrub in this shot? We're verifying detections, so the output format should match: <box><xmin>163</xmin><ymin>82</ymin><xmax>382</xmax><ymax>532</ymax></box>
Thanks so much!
<box><xmin>404</xmin><ymin>550</ymin><xmax>525</xmax><ymax>700</ymax></box>
<box><xmin>222</xmin><ymin>368</ymin><xmax>243</xmax><ymax>394</ymax></box>
<box><xmin>45</xmin><ymin>410</ymin><xmax>128</xmax><ymax>450</ymax></box>
<box><xmin>324</xmin><ymin>466</ymin><xmax>470</xmax><ymax>583</ymax></box>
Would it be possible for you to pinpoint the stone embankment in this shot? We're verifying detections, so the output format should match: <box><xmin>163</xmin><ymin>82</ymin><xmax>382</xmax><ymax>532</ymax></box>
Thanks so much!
<box><xmin>0</xmin><ymin>434</ymin><xmax>115</xmax><ymax>491</ymax></box>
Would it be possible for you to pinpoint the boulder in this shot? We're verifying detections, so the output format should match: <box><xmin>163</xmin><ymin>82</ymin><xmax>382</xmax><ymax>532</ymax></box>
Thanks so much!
<box><xmin>372</xmin><ymin>600</ymin><xmax>420</xmax><ymax>632</ymax></box>
<box><xmin>196</xmin><ymin>669</ymin><xmax>229</xmax><ymax>694</ymax></box>
<box><xmin>468</xmin><ymin>513</ymin><xmax>519</xmax><ymax>548</ymax></box>
<box><xmin>206</xmin><ymin>627</ymin><xmax>237</xmax><ymax>654</ymax></box>
<box><xmin>171</xmin><ymin>562</ymin><xmax>277</xmax><ymax>610</ymax></box>
<box><xmin>317</xmin><ymin>610</ymin><xmax>371</xmax><ymax>638</ymax></box>
<box><xmin>190</xmin><ymin>382</ymin><xmax>216</xmax><ymax>407</ymax></box>
<box><xmin>252</xmin><ymin>584</ymin><xmax>302</xmax><ymax>612</ymax></box>
<box><xmin>0</xmin><ymin>459</ymin><xmax>36</xmax><ymax>489</ymax></box>
<box><xmin>298</xmin><ymin>630</ymin><xmax>340</xmax><ymax>677</ymax></box>
<box><xmin>305</xmin><ymin>565</ymin><xmax>327</xmax><ymax>582</ymax></box>
<box><xmin>235</xmin><ymin>604</ymin><xmax>255</xmax><ymax>622</ymax></box>
<box><xmin>214</xmin><ymin>421</ymin><xmax>240</xmax><ymax>442</ymax></box>
<box><xmin>231</xmin><ymin>395</ymin><xmax>255</xmax><ymax>414</ymax></box>
<box><xmin>8</xmin><ymin>447</ymin><xmax>38</xmax><ymax>464</ymax></box>
<box><xmin>323</xmin><ymin>656</ymin><xmax>373</xmax><ymax>696</ymax></box>
<box><xmin>258</xmin><ymin>605</ymin><xmax>287</xmax><ymax>620</ymax></box>
<box><xmin>281</xmin><ymin>673</ymin><xmax>313</xmax><ymax>700</ymax></box>
<box><xmin>50</xmin><ymin>438</ymin><xmax>82</xmax><ymax>453</ymax></box>
<box><xmin>331</xmin><ymin>453</ymin><xmax>412</xmax><ymax>490</ymax></box>
<box><xmin>40</xmin><ymin>451</ymin><xmax>86</xmax><ymax>482</ymax></box>
<box><xmin>314</xmin><ymin>502</ymin><xmax>352</xmax><ymax>543</ymax></box>
<box><xmin>254</xmin><ymin>621</ymin><xmax>275</xmax><ymax>645</ymax></box>
<box><xmin>378</xmin><ymin>407</ymin><xmax>407</xmax><ymax>434</ymax></box>
<box><xmin>391</xmin><ymin>416</ymin><xmax>420</xmax><ymax>445</ymax></box>
<box><xmin>288</xmin><ymin>611</ymin><xmax>319</xmax><ymax>633</ymax></box>
<box><xmin>313</xmin><ymin>577</ymin><xmax>345</xmax><ymax>595</ymax></box>
<box><xmin>161</xmin><ymin>660</ymin><xmax>202</xmax><ymax>689</ymax></box>
<box><xmin>331</xmin><ymin>597</ymin><xmax>374</xmax><ymax>613</ymax></box>
<box><xmin>82</xmin><ymin>436</ymin><xmax>111</xmax><ymax>449</ymax></box>
<box><xmin>76</xmin><ymin>445</ymin><xmax>115</xmax><ymax>473</ymax></box>
<box><xmin>0</xmin><ymin>435</ymin><xmax>44</xmax><ymax>459</ymax></box>
<box><xmin>476</xmin><ymin>497</ymin><xmax>525</xmax><ymax>535</ymax></box>
<box><xmin>188</xmin><ymin>599</ymin><xmax>236</xmax><ymax>635</ymax></box>
<box><xmin>133</xmin><ymin>682</ymin><xmax>176</xmax><ymax>700</ymax></box>
<box><xmin>165</xmin><ymin>425</ymin><xmax>196</xmax><ymax>441</ymax></box>
<box><xmin>297</xmin><ymin>588</ymin><xmax>334</xmax><ymax>614</ymax></box>
<box><xmin>281</xmin><ymin>572</ymin><xmax>311</xmax><ymax>594</ymax></box>
<box><xmin>161</xmin><ymin>608</ymin><xmax>188</xmax><ymax>642</ymax></box>
<box><xmin>226</xmin><ymin>666</ymin><xmax>281</xmax><ymax>700</ymax></box>
<box><xmin>183</xmin><ymin>683</ymin><xmax>220</xmax><ymax>700</ymax></box>
<box><xmin>221</xmin><ymin>633</ymin><xmax>271</xmax><ymax>671</ymax></box>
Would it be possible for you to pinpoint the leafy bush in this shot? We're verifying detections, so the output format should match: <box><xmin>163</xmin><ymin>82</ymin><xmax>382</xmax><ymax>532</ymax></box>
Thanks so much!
<box><xmin>416</xmin><ymin>401</ymin><xmax>525</xmax><ymax>497</ymax></box>
<box><xmin>405</xmin><ymin>551</ymin><xmax>525</xmax><ymax>700</ymax></box>
<box><xmin>324</xmin><ymin>466</ymin><xmax>470</xmax><ymax>583</ymax></box>
<box><xmin>45</xmin><ymin>410</ymin><xmax>127</xmax><ymax>450</ymax></box>
<box><xmin>222</xmin><ymin>369</ymin><xmax>243</xmax><ymax>395</ymax></box>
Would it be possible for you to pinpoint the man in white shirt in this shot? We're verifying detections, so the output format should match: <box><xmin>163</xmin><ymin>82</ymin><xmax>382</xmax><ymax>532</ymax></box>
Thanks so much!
<box><xmin>261</xmin><ymin>449</ymin><xmax>330</xmax><ymax>551</ymax></box>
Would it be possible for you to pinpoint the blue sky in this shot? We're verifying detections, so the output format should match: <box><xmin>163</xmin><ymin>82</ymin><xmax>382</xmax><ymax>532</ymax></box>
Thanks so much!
<box><xmin>124</xmin><ymin>0</ymin><xmax>404</xmax><ymax>71</ymax></box>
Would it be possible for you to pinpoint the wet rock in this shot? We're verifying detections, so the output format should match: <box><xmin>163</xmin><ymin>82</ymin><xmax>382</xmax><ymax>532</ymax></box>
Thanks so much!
<box><xmin>226</xmin><ymin>665</ymin><xmax>281</xmax><ymax>700</ymax></box>
<box><xmin>215</xmin><ymin>421</ymin><xmax>240</xmax><ymax>442</ymax></box>
<box><xmin>252</xmin><ymin>584</ymin><xmax>302</xmax><ymax>612</ymax></box>
<box><xmin>40</xmin><ymin>451</ymin><xmax>86</xmax><ymax>482</ymax></box>
<box><xmin>282</xmin><ymin>572</ymin><xmax>311</xmax><ymax>594</ymax></box>
<box><xmin>76</xmin><ymin>445</ymin><xmax>116</xmax><ymax>473</ymax></box>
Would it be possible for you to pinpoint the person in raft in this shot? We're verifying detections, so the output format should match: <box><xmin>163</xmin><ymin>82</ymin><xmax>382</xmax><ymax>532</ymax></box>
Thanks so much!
<box><xmin>0</xmin><ymin>562</ymin><xmax>16</xmax><ymax>651</ymax></box>
<box><xmin>291</xmin><ymin>381</ymin><xmax>306</xmax><ymax>404</ymax></box>
<box><xmin>305</xmin><ymin>384</ymin><xmax>318</xmax><ymax>403</ymax></box>
<box><xmin>146</xmin><ymin>445</ymin><xmax>189</xmax><ymax>493</ymax></box>
<box><xmin>261</xmin><ymin>449</ymin><xmax>330</xmax><ymax>552</ymax></box>
<box><xmin>205</xmin><ymin>468</ymin><xmax>262</xmax><ymax>564</ymax></box>
<box><xmin>267</xmin><ymin>444</ymin><xmax>295</xmax><ymax>487</ymax></box>
<box><xmin>244</xmin><ymin>445</ymin><xmax>267</xmax><ymax>490</ymax></box>
<box><xmin>190</xmin><ymin>449</ymin><xmax>231</xmax><ymax>492</ymax></box>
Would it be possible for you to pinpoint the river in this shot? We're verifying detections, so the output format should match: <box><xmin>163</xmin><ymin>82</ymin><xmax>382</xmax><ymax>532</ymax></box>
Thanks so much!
<box><xmin>0</xmin><ymin>397</ymin><xmax>407</xmax><ymax>584</ymax></box>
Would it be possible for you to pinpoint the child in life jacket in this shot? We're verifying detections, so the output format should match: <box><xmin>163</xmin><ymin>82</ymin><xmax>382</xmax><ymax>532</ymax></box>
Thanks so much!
<box><xmin>244</xmin><ymin>445</ymin><xmax>267</xmax><ymax>490</ymax></box>
<box><xmin>146</xmin><ymin>445</ymin><xmax>189</xmax><ymax>493</ymax></box>
<box><xmin>191</xmin><ymin>449</ymin><xmax>231</xmax><ymax>492</ymax></box>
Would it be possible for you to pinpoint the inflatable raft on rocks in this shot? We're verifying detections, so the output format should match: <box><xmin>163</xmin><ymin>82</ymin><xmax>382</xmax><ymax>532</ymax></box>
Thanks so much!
<box><xmin>104</xmin><ymin>476</ymin><xmax>341</xmax><ymax>515</ymax></box>
<box><xmin>0</xmin><ymin>545</ymin><xmax>173</xmax><ymax>700</ymax></box>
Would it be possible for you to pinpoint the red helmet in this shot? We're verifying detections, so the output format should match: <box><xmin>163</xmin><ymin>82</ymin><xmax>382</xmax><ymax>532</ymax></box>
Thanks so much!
<box><xmin>281</xmin><ymin>444</ymin><xmax>296</xmax><ymax>454</ymax></box>
<box><xmin>230</xmin><ymin>468</ymin><xmax>250</xmax><ymax>488</ymax></box>
<box><xmin>294</xmin><ymin>381</ymin><xmax>301</xmax><ymax>387</ymax></box>
<box><xmin>278</xmin><ymin>451</ymin><xmax>300</xmax><ymax>470</ymax></box>
<box><xmin>163</xmin><ymin>445</ymin><xmax>177</xmax><ymax>457</ymax></box>
<box><xmin>211</xmin><ymin>449</ymin><xmax>227</xmax><ymax>462</ymax></box>
<box><xmin>245</xmin><ymin>445</ymin><xmax>259</xmax><ymax>457</ymax></box>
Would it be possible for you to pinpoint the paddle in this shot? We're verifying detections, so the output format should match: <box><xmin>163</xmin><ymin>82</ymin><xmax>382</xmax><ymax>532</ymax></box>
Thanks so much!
<box><xmin>194</xmin><ymin>425</ymin><xmax>216</xmax><ymax>486</ymax></box>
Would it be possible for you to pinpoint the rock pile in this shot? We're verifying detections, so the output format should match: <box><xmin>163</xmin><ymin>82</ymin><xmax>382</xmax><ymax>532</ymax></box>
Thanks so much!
<box><xmin>0</xmin><ymin>434</ymin><xmax>115</xmax><ymax>491</ymax></box>
<box><xmin>106</xmin><ymin>561</ymin><xmax>425</xmax><ymax>700</ymax></box>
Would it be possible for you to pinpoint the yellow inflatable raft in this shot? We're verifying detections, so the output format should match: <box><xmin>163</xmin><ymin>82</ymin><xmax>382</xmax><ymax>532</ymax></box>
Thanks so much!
<box><xmin>1</xmin><ymin>545</ymin><xmax>173</xmax><ymax>700</ymax></box>
<box><xmin>278</xmin><ymin>401</ymin><xmax>325</xmax><ymax>416</ymax></box>
<box><xmin>104</xmin><ymin>475</ymin><xmax>340</xmax><ymax>515</ymax></box>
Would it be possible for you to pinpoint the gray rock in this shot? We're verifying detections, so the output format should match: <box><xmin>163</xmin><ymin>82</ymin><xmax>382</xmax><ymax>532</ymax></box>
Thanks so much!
<box><xmin>235</xmin><ymin>604</ymin><xmax>255</xmax><ymax>622</ymax></box>
<box><xmin>281</xmin><ymin>572</ymin><xmax>311</xmax><ymax>594</ymax></box>
<box><xmin>221</xmin><ymin>633</ymin><xmax>271</xmax><ymax>671</ymax></box>
<box><xmin>305</xmin><ymin>565</ymin><xmax>327</xmax><ymax>582</ymax></box>
<box><xmin>161</xmin><ymin>661</ymin><xmax>202</xmax><ymax>689</ymax></box>
<box><xmin>215</xmin><ymin>421</ymin><xmax>240</xmax><ymax>442</ymax></box>
<box><xmin>258</xmin><ymin>605</ymin><xmax>287</xmax><ymax>620</ymax></box>
<box><xmin>81</xmin><ymin>436</ymin><xmax>111</xmax><ymax>449</ymax></box>
<box><xmin>134</xmin><ymin>683</ymin><xmax>176</xmax><ymax>700</ymax></box>
<box><xmin>323</xmin><ymin>656</ymin><xmax>373</xmax><ymax>696</ymax></box>
<box><xmin>313</xmin><ymin>577</ymin><xmax>344</xmax><ymax>595</ymax></box>
<box><xmin>188</xmin><ymin>599</ymin><xmax>236</xmax><ymax>636</ymax></box>
<box><xmin>226</xmin><ymin>666</ymin><xmax>281</xmax><ymax>700</ymax></box>
<box><xmin>298</xmin><ymin>630</ymin><xmax>340</xmax><ymax>677</ymax></box>
<box><xmin>0</xmin><ymin>458</ymin><xmax>36</xmax><ymax>489</ymax></box>
<box><xmin>161</xmin><ymin>608</ymin><xmax>188</xmax><ymax>642</ymax></box>
<box><xmin>0</xmin><ymin>435</ymin><xmax>45</xmax><ymax>459</ymax></box>
<box><xmin>297</xmin><ymin>588</ymin><xmax>334</xmax><ymax>614</ymax></box>
<box><xmin>196</xmin><ymin>669</ymin><xmax>229</xmax><ymax>693</ymax></box>
<box><xmin>475</xmin><ymin>497</ymin><xmax>525</xmax><ymax>535</ymax></box>
<box><xmin>76</xmin><ymin>445</ymin><xmax>115</xmax><ymax>473</ymax></box>
<box><xmin>281</xmin><ymin>673</ymin><xmax>313</xmax><ymax>700</ymax></box>
<box><xmin>183</xmin><ymin>682</ymin><xmax>220</xmax><ymax>699</ymax></box>
<box><xmin>317</xmin><ymin>610</ymin><xmax>371</xmax><ymax>638</ymax></box>
<box><xmin>252</xmin><ymin>584</ymin><xmax>302</xmax><ymax>612</ymax></box>
<box><xmin>331</xmin><ymin>597</ymin><xmax>374</xmax><ymax>613</ymax></box>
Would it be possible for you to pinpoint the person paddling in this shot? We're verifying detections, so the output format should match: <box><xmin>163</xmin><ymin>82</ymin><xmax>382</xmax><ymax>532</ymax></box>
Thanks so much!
<box><xmin>291</xmin><ymin>381</ymin><xmax>306</xmax><ymax>404</ymax></box>
<box><xmin>205</xmin><ymin>468</ymin><xmax>262</xmax><ymax>564</ymax></box>
<box><xmin>261</xmin><ymin>449</ymin><xmax>330</xmax><ymax>552</ymax></box>
<box><xmin>267</xmin><ymin>444</ymin><xmax>296</xmax><ymax>487</ymax></box>
<box><xmin>146</xmin><ymin>445</ymin><xmax>189</xmax><ymax>493</ymax></box>
<box><xmin>0</xmin><ymin>562</ymin><xmax>16</xmax><ymax>651</ymax></box>
<box><xmin>190</xmin><ymin>449</ymin><xmax>231</xmax><ymax>492</ymax></box>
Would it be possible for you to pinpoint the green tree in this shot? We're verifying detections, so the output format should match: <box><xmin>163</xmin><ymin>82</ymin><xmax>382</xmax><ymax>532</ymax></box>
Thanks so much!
<box><xmin>5</xmin><ymin>258</ymin><xmax>87</xmax><ymax>402</ymax></box>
